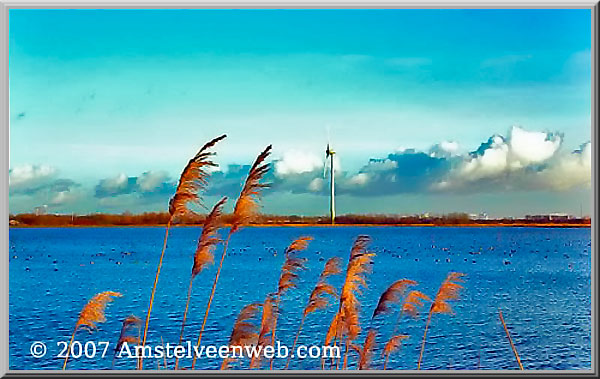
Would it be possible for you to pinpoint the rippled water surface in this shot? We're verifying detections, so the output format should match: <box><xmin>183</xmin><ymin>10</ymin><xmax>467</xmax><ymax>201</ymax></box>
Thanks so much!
<box><xmin>9</xmin><ymin>226</ymin><xmax>592</xmax><ymax>370</ymax></box>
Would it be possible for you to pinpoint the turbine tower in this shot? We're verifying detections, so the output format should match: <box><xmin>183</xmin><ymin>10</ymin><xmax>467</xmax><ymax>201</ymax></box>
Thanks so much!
<box><xmin>325</xmin><ymin>143</ymin><xmax>336</xmax><ymax>225</ymax></box>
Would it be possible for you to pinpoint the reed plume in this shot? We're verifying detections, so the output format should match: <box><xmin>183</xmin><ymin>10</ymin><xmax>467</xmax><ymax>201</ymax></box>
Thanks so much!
<box><xmin>330</xmin><ymin>235</ymin><xmax>374</xmax><ymax>370</ymax></box>
<box><xmin>169</xmin><ymin>135</ymin><xmax>227</xmax><ymax>219</ymax></box>
<box><xmin>417</xmin><ymin>272</ymin><xmax>466</xmax><ymax>370</ymax></box>
<box><xmin>369</xmin><ymin>280</ymin><xmax>419</xmax><ymax>370</ymax></box>
<box><xmin>401</xmin><ymin>290</ymin><xmax>430</xmax><ymax>319</ymax></box>
<box><xmin>192</xmin><ymin>145</ymin><xmax>272</xmax><ymax>369</ymax></box>
<box><xmin>62</xmin><ymin>291</ymin><xmax>122</xmax><ymax>369</ymax></box>
<box><xmin>140</xmin><ymin>134</ymin><xmax>225</xmax><ymax>370</ymax></box>
<box><xmin>350</xmin><ymin>329</ymin><xmax>377</xmax><ymax>370</ymax></box>
<box><xmin>221</xmin><ymin>303</ymin><xmax>262</xmax><ymax>370</ymax></box>
<box><xmin>286</xmin><ymin>257</ymin><xmax>341</xmax><ymax>369</ymax></box>
<box><xmin>112</xmin><ymin>315</ymin><xmax>142</xmax><ymax>369</ymax></box>
<box><xmin>390</xmin><ymin>290</ymin><xmax>430</xmax><ymax>342</ymax></box>
<box><xmin>268</xmin><ymin>237</ymin><xmax>310</xmax><ymax>369</ymax></box>
<box><xmin>372</xmin><ymin>279</ymin><xmax>417</xmax><ymax>319</ymax></box>
<box><xmin>175</xmin><ymin>197</ymin><xmax>227</xmax><ymax>369</ymax></box>
<box><xmin>382</xmin><ymin>334</ymin><xmax>409</xmax><ymax>370</ymax></box>
<box><xmin>249</xmin><ymin>294</ymin><xmax>275</xmax><ymax>369</ymax></box>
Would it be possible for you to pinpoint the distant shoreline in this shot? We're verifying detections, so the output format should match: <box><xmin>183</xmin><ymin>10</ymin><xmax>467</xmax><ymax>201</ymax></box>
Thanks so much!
<box><xmin>9</xmin><ymin>222</ymin><xmax>591</xmax><ymax>229</ymax></box>
<box><xmin>9</xmin><ymin>212</ymin><xmax>591</xmax><ymax>229</ymax></box>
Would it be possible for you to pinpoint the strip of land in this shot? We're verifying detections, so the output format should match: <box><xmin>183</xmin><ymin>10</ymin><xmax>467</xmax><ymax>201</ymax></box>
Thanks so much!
<box><xmin>8</xmin><ymin>213</ymin><xmax>591</xmax><ymax>228</ymax></box>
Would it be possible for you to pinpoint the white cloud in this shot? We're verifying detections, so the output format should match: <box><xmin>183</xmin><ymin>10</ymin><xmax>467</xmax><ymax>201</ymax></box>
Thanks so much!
<box><xmin>535</xmin><ymin>142</ymin><xmax>591</xmax><ymax>191</ymax></box>
<box><xmin>9</xmin><ymin>164</ymin><xmax>56</xmax><ymax>190</ymax></box>
<box><xmin>429</xmin><ymin>140</ymin><xmax>460</xmax><ymax>158</ymax></box>
<box><xmin>348</xmin><ymin>173</ymin><xmax>370</xmax><ymax>186</ymax></box>
<box><xmin>49</xmin><ymin>190</ymin><xmax>79</xmax><ymax>206</ymax></box>
<box><xmin>459</xmin><ymin>135</ymin><xmax>509</xmax><ymax>181</ymax></box>
<box><xmin>137</xmin><ymin>171</ymin><xmax>170</xmax><ymax>192</ymax></box>
<box><xmin>449</xmin><ymin>126</ymin><xmax>563</xmax><ymax>184</ymax></box>
<box><xmin>508</xmin><ymin>125</ymin><xmax>562</xmax><ymax>166</ymax></box>
<box><xmin>99</xmin><ymin>173</ymin><xmax>128</xmax><ymax>191</ymax></box>
<box><xmin>308</xmin><ymin>177</ymin><xmax>324</xmax><ymax>192</ymax></box>
<box><xmin>274</xmin><ymin>151</ymin><xmax>324</xmax><ymax>177</ymax></box>
<box><xmin>363</xmin><ymin>159</ymin><xmax>398</xmax><ymax>172</ymax></box>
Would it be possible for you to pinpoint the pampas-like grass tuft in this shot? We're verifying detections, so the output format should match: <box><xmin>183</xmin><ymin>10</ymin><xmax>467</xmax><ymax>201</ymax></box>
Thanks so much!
<box><xmin>140</xmin><ymin>135</ymin><xmax>226</xmax><ymax>370</ymax></box>
<box><xmin>175</xmin><ymin>197</ymin><xmax>227</xmax><ymax>369</ymax></box>
<box><xmin>417</xmin><ymin>272</ymin><xmax>466</xmax><ymax>369</ymax></box>
<box><xmin>192</xmin><ymin>145</ymin><xmax>272</xmax><ymax>369</ymax></box>
<box><xmin>221</xmin><ymin>303</ymin><xmax>262</xmax><ymax>370</ymax></box>
<box><xmin>63</xmin><ymin>291</ymin><xmax>122</xmax><ymax>369</ymax></box>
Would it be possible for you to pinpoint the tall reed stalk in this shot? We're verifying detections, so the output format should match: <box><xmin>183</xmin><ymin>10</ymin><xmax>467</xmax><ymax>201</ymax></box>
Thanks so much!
<box><xmin>382</xmin><ymin>334</ymin><xmax>409</xmax><ymax>370</ymax></box>
<box><xmin>498</xmin><ymin>309</ymin><xmax>524</xmax><ymax>370</ymax></box>
<box><xmin>370</xmin><ymin>279</ymin><xmax>418</xmax><ymax>370</ymax></box>
<box><xmin>349</xmin><ymin>329</ymin><xmax>377</xmax><ymax>370</ymax></box>
<box><xmin>112</xmin><ymin>315</ymin><xmax>141</xmax><ymax>369</ymax></box>
<box><xmin>139</xmin><ymin>134</ymin><xmax>225</xmax><ymax>370</ymax></box>
<box><xmin>221</xmin><ymin>303</ymin><xmax>262</xmax><ymax>370</ymax></box>
<box><xmin>417</xmin><ymin>272</ymin><xmax>465</xmax><ymax>370</ymax></box>
<box><xmin>328</xmin><ymin>235</ymin><xmax>374</xmax><ymax>369</ymax></box>
<box><xmin>191</xmin><ymin>145</ymin><xmax>272</xmax><ymax>370</ymax></box>
<box><xmin>174</xmin><ymin>197</ymin><xmax>227</xmax><ymax>370</ymax></box>
<box><xmin>382</xmin><ymin>290</ymin><xmax>429</xmax><ymax>369</ymax></box>
<box><xmin>62</xmin><ymin>291</ymin><xmax>121</xmax><ymax>370</ymax></box>
<box><xmin>268</xmin><ymin>237</ymin><xmax>310</xmax><ymax>369</ymax></box>
<box><xmin>250</xmin><ymin>294</ymin><xmax>275</xmax><ymax>369</ymax></box>
<box><xmin>285</xmin><ymin>257</ymin><xmax>341</xmax><ymax>369</ymax></box>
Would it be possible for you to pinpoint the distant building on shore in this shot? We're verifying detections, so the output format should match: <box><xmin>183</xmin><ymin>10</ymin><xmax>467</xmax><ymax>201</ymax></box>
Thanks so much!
<box><xmin>525</xmin><ymin>213</ymin><xmax>574</xmax><ymax>222</ymax></box>
<box><xmin>468</xmin><ymin>212</ymin><xmax>489</xmax><ymax>220</ymax></box>
<box><xmin>34</xmin><ymin>205</ymin><xmax>48</xmax><ymax>216</ymax></box>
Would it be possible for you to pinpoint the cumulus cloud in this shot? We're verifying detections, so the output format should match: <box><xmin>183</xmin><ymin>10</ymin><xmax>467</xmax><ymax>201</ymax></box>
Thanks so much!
<box><xmin>137</xmin><ymin>171</ymin><xmax>171</xmax><ymax>192</ymax></box>
<box><xmin>435</xmin><ymin>126</ymin><xmax>575</xmax><ymax>191</ymax></box>
<box><xmin>274</xmin><ymin>151</ymin><xmax>323</xmax><ymax>177</ymax></box>
<box><xmin>508</xmin><ymin>126</ymin><xmax>562</xmax><ymax>166</ymax></box>
<box><xmin>49</xmin><ymin>190</ymin><xmax>81</xmax><ymax>206</ymax></box>
<box><xmin>429</xmin><ymin>141</ymin><xmax>460</xmax><ymax>158</ymax></box>
<box><xmin>9</xmin><ymin>164</ymin><xmax>56</xmax><ymax>192</ymax></box>
<box><xmin>266</xmin><ymin>125</ymin><xmax>590</xmax><ymax>196</ymax></box>
<box><xmin>534</xmin><ymin>142</ymin><xmax>592</xmax><ymax>191</ymax></box>
<box><xmin>9</xmin><ymin>164</ymin><xmax>81</xmax><ymax>198</ymax></box>
<box><xmin>16</xmin><ymin>125</ymin><xmax>586</xmax><ymax>214</ymax></box>
<box><xmin>95</xmin><ymin>171</ymin><xmax>174</xmax><ymax>198</ymax></box>
<box><xmin>8</xmin><ymin>163</ymin><xmax>84</xmax><ymax>212</ymax></box>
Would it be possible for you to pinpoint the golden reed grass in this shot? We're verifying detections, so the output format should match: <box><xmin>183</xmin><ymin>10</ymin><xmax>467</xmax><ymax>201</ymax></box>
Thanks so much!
<box><xmin>249</xmin><ymin>293</ymin><xmax>275</xmax><ymax>369</ymax></box>
<box><xmin>285</xmin><ymin>257</ymin><xmax>342</xmax><ymax>369</ymax></box>
<box><xmin>369</xmin><ymin>279</ymin><xmax>418</xmax><ymax>370</ymax></box>
<box><xmin>498</xmin><ymin>309</ymin><xmax>524</xmax><ymax>370</ymax></box>
<box><xmin>268</xmin><ymin>237</ymin><xmax>310</xmax><ymax>369</ymax></box>
<box><xmin>327</xmin><ymin>235</ymin><xmax>374</xmax><ymax>370</ymax></box>
<box><xmin>382</xmin><ymin>334</ymin><xmax>409</xmax><ymax>370</ymax></box>
<box><xmin>62</xmin><ymin>291</ymin><xmax>122</xmax><ymax>369</ymax></box>
<box><xmin>174</xmin><ymin>197</ymin><xmax>227</xmax><ymax>369</ymax></box>
<box><xmin>191</xmin><ymin>145</ymin><xmax>272</xmax><ymax>369</ymax></box>
<box><xmin>372</xmin><ymin>279</ymin><xmax>417</xmax><ymax>319</ymax></box>
<box><xmin>221</xmin><ymin>303</ymin><xmax>262</xmax><ymax>370</ymax></box>
<box><xmin>56</xmin><ymin>133</ymin><xmax>481</xmax><ymax>372</ymax></box>
<box><xmin>378</xmin><ymin>290</ymin><xmax>430</xmax><ymax>369</ymax></box>
<box><xmin>140</xmin><ymin>134</ymin><xmax>226</xmax><ymax>370</ymax></box>
<box><xmin>417</xmin><ymin>272</ymin><xmax>466</xmax><ymax>370</ymax></box>
<box><xmin>350</xmin><ymin>328</ymin><xmax>377</xmax><ymax>370</ymax></box>
<box><xmin>112</xmin><ymin>315</ymin><xmax>141</xmax><ymax>369</ymax></box>
<box><xmin>248</xmin><ymin>237</ymin><xmax>310</xmax><ymax>370</ymax></box>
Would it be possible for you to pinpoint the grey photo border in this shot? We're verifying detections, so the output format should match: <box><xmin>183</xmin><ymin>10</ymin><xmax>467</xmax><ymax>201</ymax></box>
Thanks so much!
<box><xmin>0</xmin><ymin>1</ymin><xmax>597</xmax><ymax>376</ymax></box>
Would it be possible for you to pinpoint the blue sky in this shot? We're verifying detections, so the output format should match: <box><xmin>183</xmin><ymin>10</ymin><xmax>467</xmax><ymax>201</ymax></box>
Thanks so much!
<box><xmin>8</xmin><ymin>9</ymin><xmax>592</xmax><ymax>217</ymax></box>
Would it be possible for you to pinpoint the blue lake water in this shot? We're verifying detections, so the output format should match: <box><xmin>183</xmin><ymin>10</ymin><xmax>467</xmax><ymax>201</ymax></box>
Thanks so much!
<box><xmin>8</xmin><ymin>226</ymin><xmax>592</xmax><ymax>370</ymax></box>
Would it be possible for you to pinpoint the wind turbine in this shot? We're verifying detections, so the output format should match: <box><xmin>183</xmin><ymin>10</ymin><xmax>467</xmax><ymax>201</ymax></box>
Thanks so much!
<box><xmin>325</xmin><ymin>143</ymin><xmax>336</xmax><ymax>225</ymax></box>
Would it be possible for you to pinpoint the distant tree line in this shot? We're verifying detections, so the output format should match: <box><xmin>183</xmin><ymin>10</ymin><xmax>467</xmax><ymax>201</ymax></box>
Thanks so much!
<box><xmin>8</xmin><ymin>212</ymin><xmax>591</xmax><ymax>227</ymax></box>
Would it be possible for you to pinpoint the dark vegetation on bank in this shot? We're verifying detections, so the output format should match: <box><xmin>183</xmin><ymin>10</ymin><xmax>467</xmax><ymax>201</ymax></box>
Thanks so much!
<box><xmin>8</xmin><ymin>212</ymin><xmax>591</xmax><ymax>227</ymax></box>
